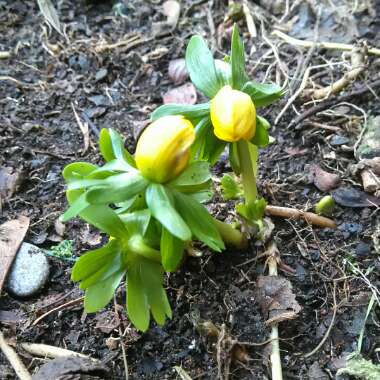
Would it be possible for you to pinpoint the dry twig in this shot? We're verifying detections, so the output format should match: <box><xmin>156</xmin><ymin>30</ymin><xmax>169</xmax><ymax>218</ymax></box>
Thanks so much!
<box><xmin>20</xmin><ymin>342</ymin><xmax>89</xmax><ymax>359</ymax></box>
<box><xmin>272</xmin><ymin>30</ymin><xmax>380</xmax><ymax>56</ymax></box>
<box><xmin>0</xmin><ymin>331</ymin><xmax>31</xmax><ymax>380</ymax></box>
<box><xmin>302</xmin><ymin>43</ymin><xmax>368</xmax><ymax>100</ymax></box>
<box><xmin>289</xmin><ymin>77</ymin><xmax>380</xmax><ymax>128</ymax></box>
<box><xmin>265</xmin><ymin>205</ymin><xmax>336</xmax><ymax>229</ymax></box>
<box><xmin>32</xmin><ymin>296</ymin><xmax>84</xmax><ymax>326</ymax></box>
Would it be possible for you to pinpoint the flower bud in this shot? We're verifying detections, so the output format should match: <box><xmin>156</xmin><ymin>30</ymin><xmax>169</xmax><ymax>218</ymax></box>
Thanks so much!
<box><xmin>210</xmin><ymin>85</ymin><xmax>256</xmax><ymax>142</ymax></box>
<box><xmin>135</xmin><ymin>115</ymin><xmax>195</xmax><ymax>183</ymax></box>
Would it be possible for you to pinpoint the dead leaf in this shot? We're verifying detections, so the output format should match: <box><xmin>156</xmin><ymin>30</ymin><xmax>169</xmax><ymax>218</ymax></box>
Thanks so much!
<box><xmin>31</xmin><ymin>356</ymin><xmax>109</xmax><ymax>380</ymax></box>
<box><xmin>168</xmin><ymin>58</ymin><xmax>188</xmax><ymax>85</ymax></box>
<box><xmin>0</xmin><ymin>309</ymin><xmax>26</xmax><ymax>326</ymax></box>
<box><xmin>54</xmin><ymin>218</ymin><xmax>65</xmax><ymax>237</ymax></box>
<box><xmin>284</xmin><ymin>147</ymin><xmax>308</xmax><ymax>156</ymax></box>
<box><xmin>254</xmin><ymin>275</ymin><xmax>301</xmax><ymax>326</ymax></box>
<box><xmin>0</xmin><ymin>216</ymin><xmax>30</xmax><ymax>293</ymax></box>
<box><xmin>0</xmin><ymin>167</ymin><xmax>22</xmax><ymax>199</ymax></box>
<box><xmin>163</xmin><ymin>0</ymin><xmax>181</xmax><ymax>28</ymax></box>
<box><xmin>332</xmin><ymin>187</ymin><xmax>380</xmax><ymax>207</ymax></box>
<box><xmin>37</xmin><ymin>0</ymin><xmax>63</xmax><ymax>36</ymax></box>
<box><xmin>308</xmin><ymin>164</ymin><xmax>341</xmax><ymax>192</ymax></box>
<box><xmin>163</xmin><ymin>83</ymin><xmax>197</xmax><ymax>105</ymax></box>
<box><xmin>361</xmin><ymin>170</ymin><xmax>380</xmax><ymax>193</ymax></box>
<box><xmin>94</xmin><ymin>311</ymin><xmax>120</xmax><ymax>334</ymax></box>
<box><xmin>152</xmin><ymin>0</ymin><xmax>181</xmax><ymax>35</ymax></box>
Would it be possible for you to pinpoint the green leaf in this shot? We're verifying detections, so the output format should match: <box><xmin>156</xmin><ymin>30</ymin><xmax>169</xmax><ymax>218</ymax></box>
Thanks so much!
<box><xmin>220</xmin><ymin>174</ymin><xmax>243</xmax><ymax>200</ymax></box>
<box><xmin>230</xmin><ymin>24</ymin><xmax>248</xmax><ymax>89</ymax></box>
<box><xmin>86</xmin><ymin>173</ymin><xmax>148</xmax><ymax>204</ymax></box>
<box><xmin>61</xmin><ymin>193</ymin><xmax>89</xmax><ymax>222</ymax></box>
<box><xmin>194</xmin><ymin>118</ymin><xmax>226</xmax><ymax>164</ymax></box>
<box><xmin>72</xmin><ymin>240</ymin><xmax>120</xmax><ymax>282</ymax></box>
<box><xmin>84</xmin><ymin>270</ymin><xmax>125</xmax><ymax>312</ymax></box>
<box><xmin>67</xmin><ymin>189</ymin><xmax>129</xmax><ymax>239</ymax></box>
<box><xmin>98</xmin><ymin>128</ymin><xmax>135</xmax><ymax>166</ymax></box>
<box><xmin>151</xmin><ymin>103</ymin><xmax>210</xmax><ymax>123</ymax></box>
<box><xmin>173</xmin><ymin>191</ymin><xmax>225</xmax><ymax>252</ymax></box>
<box><xmin>187</xmin><ymin>190</ymin><xmax>213</xmax><ymax>203</ymax></box>
<box><xmin>63</xmin><ymin>162</ymin><xmax>98</xmax><ymax>183</ymax></box>
<box><xmin>250</xmin><ymin>116</ymin><xmax>270</xmax><ymax>147</ymax></box>
<box><xmin>242</xmin><ymin>81</ymin><xmax>284</xmax><ymax>107</ymax></box>
<box><xmin>160</xmin><ymin>227</ymin><xmax>185</xmax><ymax>272</ymax></box>
<box><xmin>236</xmin><ymin>197</ymin><xmax>267</xmax><ymax>222</ymax></box>
<box><xmin>119</xmin><ymin>209</ymin><xmax>152</xmax><ymax>237</ymax></box>
<box><xmin>79</xmin><ymin>247</ymin><xmax>124</xmax><ymax>289</ymax></box>
<box><xmin>215</xmin><ymin>59</ymin><xmax>232</xmax><ymax>86</ymax></box>
<box><xmin>229</xmin><ymin>143</ymin><xmax>240</xmax><ymax>175</ymax></box>
<box><xmin>89</xmin><ymin>158</ymin><xmax>133</xmax><ymax>175</ymax></box>
<box><xmin>68</xmin><ymin>171</ymin><xmax>139</xmax><ymax>191</ymax></box>
<box><xmin>146</xmin><ymin>184</ymin><xmax>191</xmax><ymax>241</ymax></box>
<box><xmin>169</xmin><ymin>161</ymin><xmax>211</xmax><ymax>192</ymax></box>
<box><xmin>127</xmin><ymin>264</ymin><xmax>150</xmax><ymax>331</ymax></box>
<box><xmin>140</xmin><ymin>260</ymin><xmax>172</xmax><ymax>325</ymax></box>
<box><xmin>186</xmin><ymin>36</ymin><xmax>221</xmax><ymax>98</ymax></box>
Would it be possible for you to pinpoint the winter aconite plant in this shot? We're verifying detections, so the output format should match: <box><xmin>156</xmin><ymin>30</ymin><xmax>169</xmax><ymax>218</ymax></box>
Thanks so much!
<box><xmin>62</xmin><ymin>120</ymin><xmax>243</xmax><ymax>331</ymax></box>
<box><xmin>62</xmin><ymin>25</ymin><xmax>282</xmax><ymax>331</ymax></box>
<box><xmin>153</xmin><ymin>25</ymin><xmax>283</xmax><ymax>231</ymax></box>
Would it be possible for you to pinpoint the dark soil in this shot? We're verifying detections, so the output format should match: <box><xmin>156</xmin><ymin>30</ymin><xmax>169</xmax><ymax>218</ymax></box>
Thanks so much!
<box><xmin>1</xmin><ymin>1</ymin><xmax>380</xmax><ymax>379</ymax></box>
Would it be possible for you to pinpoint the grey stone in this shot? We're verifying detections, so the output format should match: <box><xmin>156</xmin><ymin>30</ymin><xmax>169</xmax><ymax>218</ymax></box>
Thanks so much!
<box><xmin>6</xmin><ymin>242</ymin><xmax>49</xmax><ymax>297</ymax></box>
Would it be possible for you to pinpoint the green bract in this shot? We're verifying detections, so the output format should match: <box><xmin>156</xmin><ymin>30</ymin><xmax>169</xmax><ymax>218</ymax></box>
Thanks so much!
<box><xmin>62</xmin><ymin>128</ymin><xmax>224</xmax><ymax>331</ymax></box>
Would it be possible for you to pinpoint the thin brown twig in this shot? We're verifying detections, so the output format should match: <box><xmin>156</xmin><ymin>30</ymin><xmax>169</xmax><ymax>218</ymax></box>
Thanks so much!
<box><xmin>272</xmin><ymin>29</ymin><xmax>380</xmax><ymax>56</ymax></box>
<box><xmin>32</xmin><ymin>296</ymin><xmax>84</xmax><ymax>326</ymax></box>
<box><xmin>304</xmin><ymin>283</ymin><xmax>337</xmax><ymax>358</ymax></box>
<box><xmin>20</xmin><ymin>342</ymin><xmax>89</xmax><ymax>359</ymax></box>
<box><xmin>289</xmin><ymin>77</ymin><xmax>380</xmax><ymax>128</ymax></box>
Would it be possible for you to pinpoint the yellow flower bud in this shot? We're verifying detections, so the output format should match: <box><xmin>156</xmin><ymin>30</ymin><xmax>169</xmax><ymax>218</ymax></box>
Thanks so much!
<box><xmin>135</xmin><ymin>115</ymin><xmax>195</xmax><ymax>183</ymax></box>
<box><xmin>210</xmin><ymin>85</ymin><xmax>256</xmax><ymax>142</ymax></box>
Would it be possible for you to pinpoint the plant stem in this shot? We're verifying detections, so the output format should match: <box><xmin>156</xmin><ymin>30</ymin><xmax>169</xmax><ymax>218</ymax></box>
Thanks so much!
<box><xmin>213</xmin><ymin>219</ymin><xmax>247</xmax><ymax>249</ymax></box>
<box><xmin>236</xmin><ymin>140</ymin><xmax>257</xmax><ymax>204</ymax></box>
<box><xmin>128</xmin><ymin>235</ymin><xmax>161</xmax><ymax>263</ymax></box>
<box><xmin>268</xmin><ymin>256</ymin><xmax>283</xmax><ymax>380</ymax></box>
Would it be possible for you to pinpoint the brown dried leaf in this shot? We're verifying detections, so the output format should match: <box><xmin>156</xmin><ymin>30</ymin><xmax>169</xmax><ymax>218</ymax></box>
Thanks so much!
<box><xmin>309</xmin><ymin>164</ymin><xmax>341</xmax><ymax>192</ymax></box>
<box><xmin>163</xmin><ymin>83</ymin><xmax>197</xmax><ymax>105</ymax></box>
<box><xmin>0</xmin><ymin>216</ymin><xmax>30</xmax><ymax>293</ymax></box>
<box><xmin>254</xmin><ymin>275</ymin><xmax>301</xmax><ymax>326</ymax></box>
<box><xmin>168</xmin><ymin>58</ymin><xmax>188</xmax><ymax>85</ymax></box>
<box><xmin>0</xmin><ymin>167</ymin><xmax>22</xmax><ymax>199</ymax></box>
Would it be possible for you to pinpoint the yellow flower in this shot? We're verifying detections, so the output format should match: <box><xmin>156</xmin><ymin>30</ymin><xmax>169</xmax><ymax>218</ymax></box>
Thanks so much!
<box><xmin>135</xmin><ymin>115</ymin><xmax>195</xmax><ymax>183</ymax></box>
<box><xmin>210</xmin><ymin>85</ymin><xmax>256</xmax><ymax>142</ymax></box>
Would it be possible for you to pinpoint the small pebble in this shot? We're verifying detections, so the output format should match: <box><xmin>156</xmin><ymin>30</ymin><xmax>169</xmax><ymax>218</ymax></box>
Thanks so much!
<box><xmin>355</xmin><ymin>242</ymin><xmax>371</xmax><ymax>257</ymax></box>
<box><xmin>330</xmin><ymin>135</ymin><xmax>350</xmax><ymax>146</ymax></box>
<box><xmin>6</xmin><ymin>242</ymin><xmax>50</xmax><ymax>297</ymax></box>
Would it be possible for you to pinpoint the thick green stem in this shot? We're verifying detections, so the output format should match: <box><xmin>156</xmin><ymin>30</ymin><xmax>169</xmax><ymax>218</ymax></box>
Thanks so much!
<box><xmin>236</xmin><ymin>140</ymin><xmax>257</xmax><ymax>204</ymax></box>
<box><xmin>128</xmin><ymin>235</ymin><xmax>161</xmax><ymax>263</ymax></box>
<box><xmin>213</xmin><ymin>218</ymin><xmax>247</xmax><ymax>249</ymax></box>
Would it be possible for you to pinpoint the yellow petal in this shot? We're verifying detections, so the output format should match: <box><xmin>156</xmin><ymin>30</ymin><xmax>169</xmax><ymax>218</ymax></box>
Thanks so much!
<box><xmin>210</xmin><ymin>85</ymin><xmax>256</xmax><ymax>142</ymax></box>
<box><xmin>135</xmin><ymin>115</ymin><xmax>195</xmax><ymax>183</ymax></box>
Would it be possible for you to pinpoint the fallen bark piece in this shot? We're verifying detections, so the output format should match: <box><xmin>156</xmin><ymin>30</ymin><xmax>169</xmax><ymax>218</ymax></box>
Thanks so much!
<box><xmin>0</xmin><ymin>216</ymin><xmax>30</xmax><ymax>294</ymax></box>
<box><xmin>332</xmin><ymin>187</ymin><xmax>380</xmax><ymax>207</ymax></box>
<box><xmin>6</xmin><ymin>243</ymin><xmax>50</xmax><ymax>298</ymax></box>
<box><xmin>255</xmin><ymin>275</ymin><xmax>302</xmax><ymax>326</ymax></box>
<box><xmin>31</xmin><ymin>357</ymin><xmax>109</xmax><ymax>380</ymax></box>
<box><xmin>265</xmin><ymin>205</ymin><xmax>336</xmax><ymax>229</ymax></box>
<box><xmin>0</xmin><ymin>167</ymin><xmax>22</xmax><ymax>199</ymax></box>
<box><xmin>308</xmin><ymin>164</ymin><xmax>341</xmax><ymax>192</ymax></box>
<box><xmin>361</xmin><ymin>170</ymin><xmax>380</xmax><ymax>193</ymax></box>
